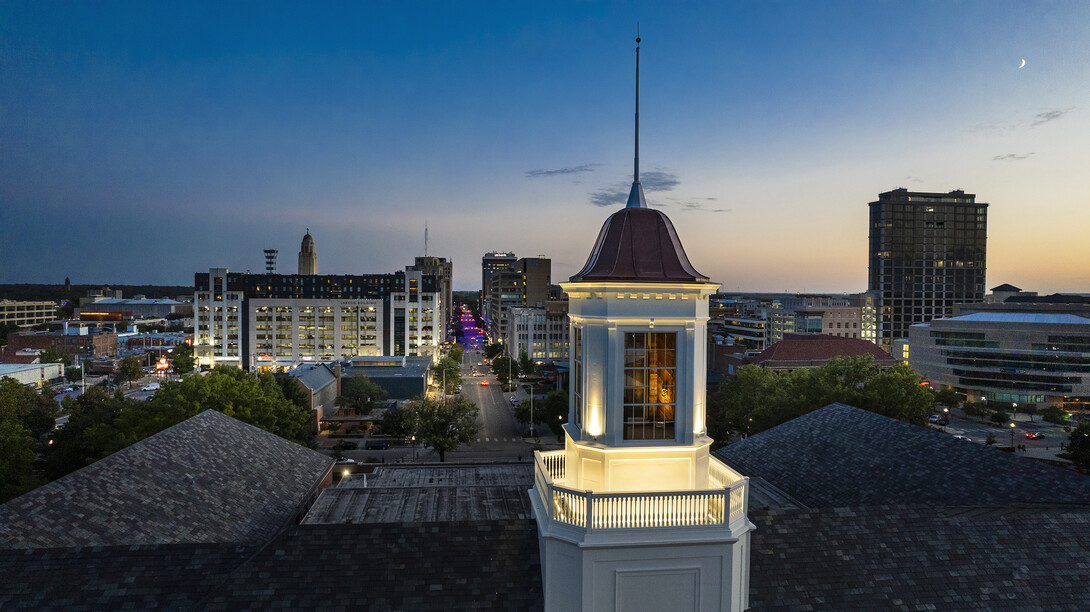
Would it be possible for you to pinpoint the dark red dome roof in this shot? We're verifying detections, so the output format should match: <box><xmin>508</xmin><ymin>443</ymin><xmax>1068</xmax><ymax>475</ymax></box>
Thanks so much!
<box><xmin>570</xmin><ymin>207</ymin><xmax>708</xmax><ymax>283</ymax></box>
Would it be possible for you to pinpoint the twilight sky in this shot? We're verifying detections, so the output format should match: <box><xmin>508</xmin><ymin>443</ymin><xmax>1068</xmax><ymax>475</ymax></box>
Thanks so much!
<box><xmin>2</xmin><ymin>2</ymin><xmax>1089</xmax><ymax>293</ymax></box>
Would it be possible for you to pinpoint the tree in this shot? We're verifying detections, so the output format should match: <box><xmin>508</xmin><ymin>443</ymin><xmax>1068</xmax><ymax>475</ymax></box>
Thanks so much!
<box><xmin>962</xmin><ymin>401</ymin><xmax>989</xmax><ymax>418</ymax></box>
<box><xmin>990</xmin><ymin>410</ymin><xmax>1011</xmax><ymax>424</ymax></box>
<box><xmin>515</xmin><ymin>390</ymin><xmax>566</xmax><ymax>440</ymax></box>
<box><xmin>1061</xmin><ymin>423</ymin><xmax>1090</xmax><ymax>473</ymax></box>
<box><xmin>1041</xmin><ymin>406</ymin><xmax>1067</xmax><ymax>424</ymax></box>
<box><xmin>381</xmin><ymin>406</ymin><xmax>420</xmax><ymax>442</ymax></box>
<box><xmin>934</xmin><ymin>387</ymin><xmax>961</xmax><ymax>409</ymax></box>
<box><xmin>170</xmin><ymin>342</ymin><xmax>195</xmax><ymax>375</ymax></box>
<box><xmin>518</xmin><ymin>351</ymin><xmax>536</xmax><ymax>377</ymax></box>
<box><xmin>117</xmin><ymin>356</ymin><xmax>142</xmax><ymax>388</ymax></box>
<box><xmin>448</xmin><ymin>342</ymin><xmax>464</xmax><ymax>365</ymax></box>
<box><xmin>65</xmin><ymin>367</ymin><xmax>83</xmax><ymax>383</ymax></box>
<box><xmin>484</xmin><ymin>342</ymin><xmax>504</xmax><ymax>361</ymax></box>
<box><xmin>985</xmin><ymin>432</ymin><xmax>997</xmax><ymax>445</ymax></box>
<box><xmin>707</xmin><ymin>356</ymin><xmax>934</xmax><ymax>446</ymax></box>
<box><xmin>401</xmin><ymin>395</ymin><xmax>479</xmax><ymax>462</ymax></box>
<box><xmin>430</xmin><ymin>357</ymin><xmax>462</xmax><ymax>395</ymax></box>
<box><xmin>491</xmin><ymin>355</ymin><xmax>520</xmax><ymax>384</ymax></box>
<box><xmin>38</xmin><ymin>346</ymin><xmax>70</xmax><ymax>367</ymax></box>
<box><xmin>336</xmin><ymin>374</ymin><xmax>388</xmax><ymax>416</ymax></box>
<box><xmin>0</xmin><ymin>377</ymin><xmax>58</xmax><ymax>501</ymax></box>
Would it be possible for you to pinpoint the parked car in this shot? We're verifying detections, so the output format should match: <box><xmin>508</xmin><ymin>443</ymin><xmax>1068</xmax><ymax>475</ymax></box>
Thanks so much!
<box><xmin>365</xmin><ymin>442</ymin><xmax>390</xmax><ymax>450</ymax></box>
<box><xmin>141</xmin><ymin>382</ymin><xmax>161</xmax><ymax>392</ymax></box>
<box><xmin>928</xmin><ymin>414</ymin><xmax>940</xmax><ymax>423</ymax></box>
<box><xmin>340</xmin><ymin>441</ymin><xmax>358</xmax><ymax>450</ymax></box>
<box><xmin>510</xmin><ymin>396</ymin><xmax>520</xmax><ymax>406</ymax></box>
<box><xmin>953</xmin><ymin>435</ymin><xmax>972</xmax><ymax>442</ymax></box>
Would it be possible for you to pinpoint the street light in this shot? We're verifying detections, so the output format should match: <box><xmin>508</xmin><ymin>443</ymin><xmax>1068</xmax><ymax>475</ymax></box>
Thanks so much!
<box><xmin>1010</xmin><ymin>422</ymin><xmax>1016</xmax><ymax>448</ymax></box>
<box><xmin>943</xmin><ymin>407</ymin><xmax>948</xmax><ymax>432</ymax></box>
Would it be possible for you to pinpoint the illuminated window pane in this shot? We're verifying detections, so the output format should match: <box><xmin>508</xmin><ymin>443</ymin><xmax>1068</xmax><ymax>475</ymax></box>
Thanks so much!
<box><xmin>623</xmin><ymin>332</ymin><xmax>676</xmax><ymax>440</ymax></box>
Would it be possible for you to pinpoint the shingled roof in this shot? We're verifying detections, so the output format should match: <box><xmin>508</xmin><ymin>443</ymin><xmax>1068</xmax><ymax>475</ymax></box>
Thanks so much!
<box><xmin>203</xmin><ymin>520</ymin><xmax>543</xmax><ymax>611</ymax></box>
<box><xmin>748</xmin><ymin>505</ymin><xmax>1090</xmax><ymax>610</ymax></box>
<box><xmin>714</xmin><ymin>403</ymin><xmax>1090</xmax><ymax>508</ymax></box>
<box><xmin>0</xmin><ymin>410</ymin><xmax>334</xmax><ymax>549</ymax></box>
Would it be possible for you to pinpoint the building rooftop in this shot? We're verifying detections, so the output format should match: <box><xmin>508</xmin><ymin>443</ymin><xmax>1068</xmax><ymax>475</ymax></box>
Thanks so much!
<box><xmin>990</xmin><ymin>283</ymin><xmax>1023</xmax><ymax>292</ymax></box>
<box><xmin>292</xmin><ymin>362</ymin><xmax>337</xmax><ymax>393</ymax></box>
<box><xmin>0</xmin><ymin>410</ymin><xmax>334</xmax><ymax>549</ymax></box>
<box><xmin>747</xmin><ymin>504</ymin><xmax>1090</xmax><ymax>610</ymax></box>
<box><xmin>569</xmin><ymin>207</ymin><xmax>709</xmax><ymax>284</ymax></box>
<box><xmin>304</xmin><ymin>464</ymin><xmax>534</xmax><ymax>524</ymax></box>
<box><xmin>940</xmin><ymin>312</ymin><xmax>1090</xmax><ymax>325</ymax></box>
<box><xmin>714</xmin><ymin>403</ymin><xmax>1090</xmax><ymax>509</ymax></box>
<box><xmin>751</xmin><ymin>334</ymin><xmax>896</xmax><ymax>369</ymax></box>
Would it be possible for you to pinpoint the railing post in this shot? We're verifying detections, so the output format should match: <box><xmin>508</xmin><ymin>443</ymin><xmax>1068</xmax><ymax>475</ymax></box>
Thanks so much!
<box><xmin>586</xmin><ymin>494</ymin><xmax>594</xmax><ymax>530</ymax></box>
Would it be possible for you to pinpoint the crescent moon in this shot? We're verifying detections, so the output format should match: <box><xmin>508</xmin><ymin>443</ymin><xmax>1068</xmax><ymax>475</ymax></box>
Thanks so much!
<box><xmin>1019</xmin><ymin>58</ymin><xmax>1026</xmax><ymax>68</ymax></box>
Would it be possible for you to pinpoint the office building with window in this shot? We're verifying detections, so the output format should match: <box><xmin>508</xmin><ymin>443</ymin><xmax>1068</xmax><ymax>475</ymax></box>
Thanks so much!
<box><xmin>194</xmin><ymin>265</ymin><xmax>444</xmax><ymax>371</ymax></box>
<box><xmin>869</xmin><ymin>188</ymin><xmax>988</xmax><ymax>352</ymax></box>
<box><xmin>909</xmin><ymin>312</ymin><xmax>1090</xmax><ymax>409</ymax></box>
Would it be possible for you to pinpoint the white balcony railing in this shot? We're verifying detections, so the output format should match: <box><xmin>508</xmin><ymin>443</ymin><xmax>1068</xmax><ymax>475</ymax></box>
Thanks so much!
<box><xmin>533</xmin><ymin>450</ymin><xmax>748</xmax><ymax>534</ymax></box>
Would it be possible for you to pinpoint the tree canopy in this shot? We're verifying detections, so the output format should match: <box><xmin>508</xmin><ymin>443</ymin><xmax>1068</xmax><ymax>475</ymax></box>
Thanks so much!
<box><xmin>708</xmin><ymin>355</ymin><xmax>933</xmax><ymax>445</ymax></box>
<box><xmin>483</xmin><ymin>342</ymin><xmax>504</xmax><ymax>360</ymax></box>
<box><xmin>38</xmin><ymin>346</ymin><xmax>70</xmax><ymax>367</ymax></box>
<box><xmin>117</xmin><ymin>356</ymin><xmax>142</xmax><ymax>387</ymax></box>
<box><xmin>398</xmin><ymin>395</ymin><xmax>479</xmax><ymax>462</ymax></box>
<box><xmin>44</xmin><ymin>369</ymin><xmax>314</xmax><ymax>481</ymax></box>
<box><xmin>514</xmin><ymin>390</ymin><xmax>566</xmax><ymax>440</ymax></box>
<box><xmin>430</xmin><ymin>356</ymin><xmax>462</xmax><ymax>394</ymax></box>
<box><xmin>0</xmin><ymin>377</ymin><xmax>58</xmax><ymax>501</ymax></box>
<box><xmin>170</xmin><ymin>342</ymin><xmax>195</xmax><ymax>374</ymax></box>
<box><xmin>490</xmin><ymin>355</ymin><xmax>520</xmax><ymax>383</ymax></box>
<box><xmin>336</xmin><ymin>374</ymin><xmax>388</xmax><ymax>415</ymax></box>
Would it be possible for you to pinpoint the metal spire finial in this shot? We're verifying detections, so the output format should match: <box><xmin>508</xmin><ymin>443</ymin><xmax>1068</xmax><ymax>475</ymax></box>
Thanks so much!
<box><xmin>625</xmin><ymin>29</ymin><xmax>647</xmax><ymax>209</ymax></box>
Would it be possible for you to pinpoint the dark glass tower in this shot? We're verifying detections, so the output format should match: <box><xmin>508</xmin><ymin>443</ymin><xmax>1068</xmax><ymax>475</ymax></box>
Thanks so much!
<box><xmin>868</xmin><ymin>188</ymin><xmax>988</xmax><ymax>351</ymax></box>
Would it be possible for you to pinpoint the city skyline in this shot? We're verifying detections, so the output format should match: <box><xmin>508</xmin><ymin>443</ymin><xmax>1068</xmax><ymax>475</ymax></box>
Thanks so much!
<box><xmin>2</xmin><ymin>2</ymin><xmax>1089</xmax><ymax>293</ymax></box>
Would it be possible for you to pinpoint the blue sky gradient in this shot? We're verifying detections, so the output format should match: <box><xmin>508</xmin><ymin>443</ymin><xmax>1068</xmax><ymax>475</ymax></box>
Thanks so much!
<box><xmin>2</xmin><ymin>2</ymin><xmax>1088</xmax><ymax>292</ymax></box>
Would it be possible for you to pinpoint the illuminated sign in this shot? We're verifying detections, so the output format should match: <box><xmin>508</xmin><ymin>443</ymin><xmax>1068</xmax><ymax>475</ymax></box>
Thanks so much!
<box><xmin>155</xmin><ymin>357</ymin><xmax>170</xmax><ymax>371</ymax></box>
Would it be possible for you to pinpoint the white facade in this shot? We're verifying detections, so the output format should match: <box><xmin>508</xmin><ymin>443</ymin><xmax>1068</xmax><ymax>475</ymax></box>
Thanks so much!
<box><xmin>0</xmin><ymin>300</ymin><xmax>57</xmax><ymax>328</ymax></box>
<box><xmin>194</xmin><ymin>268</ymin><xmax>244</xmax><ymax>368</ymax></box>
<box><xmin>249</xmin><ymin>299</ymin><xmax>384</xmax><ymax>371</ymax></box>
<box><xmin>531</xmin><ymin>280</ymin><xmax>753</xmax><ymax>612</ymax></box>
<box><xmin>506</xmin><ymin>305</ymin><xmax>569</xmax><ymax>363</ymax></box>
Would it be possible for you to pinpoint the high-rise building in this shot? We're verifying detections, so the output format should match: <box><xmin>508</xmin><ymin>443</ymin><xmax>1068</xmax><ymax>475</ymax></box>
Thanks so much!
<box><xmin>298</xmin><ymin>230</ymin><xmax>317</xmax><ymax>275</ymax></box>
<box><xmin>868</xmin><ymin>188</ymin><xmax>988</xmax><ymax>351</ymax></box>
<box><xmin>481</xmin><ymin>251</ymin><xmax>517</xmax><ymax>302</ymax></box>
<box><xmin>264</xmin><ymin>249</ymin><xmax>278</xmax><ymax>274</ymax></box>
<box><xmin>411</xmin><ymin>256</ymin><xmax>453</xmax><ymax>324</ymax></box>
<box><xmin>486</xmin><ymin>256</ymin><xmax>551</xmax><ymax>341</ymax></box>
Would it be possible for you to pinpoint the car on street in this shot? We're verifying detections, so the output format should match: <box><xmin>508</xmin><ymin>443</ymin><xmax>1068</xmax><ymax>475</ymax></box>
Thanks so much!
<box><xmin>336</xmin><ymin>457</ymin><xmax>357</xmax><ymax>464</ymax></box>
<box><xmin>953</xmin><ymin>435</ymin><xmax>972</xmax><ymax>442</ymax></box>
<box><xmin>510</xmin><ymin>396</ymin><xmax>519</xmax><ymax>406</ymax></box>
<box><xmin>1024</xmin><ymin>432</ymin><xmax>1043</xmax><ymax>439</ymax></box>
<box><xmin>365</xmin><ymin>441</ymin><xmax>390</xmax><ymax>450</ymax></box>
<box><xmin>480</xmin><ymin>380</ymin><xmax>489</xmax><ymax>386</ymax></box>
<box><xmin>928</xmin><ymin>414</ymin><xmax>939</xmax><ymax>423</ymax></box>
<box><xmin>340</xmin><ymin>441</ymin><xmax>358</xmax><ymax>449</ymax></box>
<box><xmin>141</xmin><ymin>382</ymin><xmax>161</xmax><ymax>391</ymax></box>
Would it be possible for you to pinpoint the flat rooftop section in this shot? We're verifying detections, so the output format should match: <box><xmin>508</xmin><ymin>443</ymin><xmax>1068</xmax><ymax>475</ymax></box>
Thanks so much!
<box><xmin>943</xmin><ymin>311</ymin><xmax>1090</xmax><ymax>325</ymax></box>
<box><xmin>304</xmin><ymin>464</ymin><xmax>533</xmax><ymax>524</ymax></box>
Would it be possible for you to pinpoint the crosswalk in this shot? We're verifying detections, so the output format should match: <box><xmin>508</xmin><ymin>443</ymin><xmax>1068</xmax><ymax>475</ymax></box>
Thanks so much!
<box><xmin>477</xmin><ymin>437</ymin><xmax>525</xmax><ymax>443</ymax></box>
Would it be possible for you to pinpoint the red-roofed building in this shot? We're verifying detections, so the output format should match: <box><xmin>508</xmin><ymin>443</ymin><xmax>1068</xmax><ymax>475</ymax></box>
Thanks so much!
<box><xmin>752</xmin><ymin>333</ymin><xmax>896</xmax><ymax>371</ymax></box>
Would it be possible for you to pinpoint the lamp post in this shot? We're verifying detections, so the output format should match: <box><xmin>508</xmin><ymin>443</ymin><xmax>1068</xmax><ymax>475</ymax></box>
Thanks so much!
<box><xmin>1010</xmin><ymin>422</ymin><xmax>1016</xmax><ymax>448</ymax></box>
<box><xmin>943</xmin><ymin>407</ymin><xmax>948</xmax><ymax>432</ymax></box>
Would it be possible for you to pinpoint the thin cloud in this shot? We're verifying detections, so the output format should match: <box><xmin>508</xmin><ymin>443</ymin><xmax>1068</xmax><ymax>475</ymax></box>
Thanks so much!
<box><xmin>905</xmin><ymin>175</ymin><xmax>924</xmax><ymax>183</ymax></box>
<box><xmin>588</xmin><ymin>170</ymin><xmax>681</xmax><ymax>207</ymax></box>
<box><xmin>680</xmin><ymin>202</ymin><xmax>731</xmax><ymax>213</ymax></box>
<box><xmin>993</xmin><ymin>153</ymin><xmax>1035</xmax><ymax>162</ymax></box>
<box><xmin>525</xmin><ymin>163</ymin><xmax>602</xmax><ymax>178</ymax></box>
<box><xmin>1031</xmin><ymin>110</ymin><xmax>1067</xmax><ymax>126</ymax></box>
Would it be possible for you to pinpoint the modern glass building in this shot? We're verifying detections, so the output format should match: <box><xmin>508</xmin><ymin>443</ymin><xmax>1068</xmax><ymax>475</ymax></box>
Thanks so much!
<box><xmin>869</xmin><ymin>188</ymin><xmax>988</xmax><ymax>352</ymax></box>
<box><xmin>908</xmin><ymin>312</ymin><xmax>1090</xmax><ymax>408</ymax></box>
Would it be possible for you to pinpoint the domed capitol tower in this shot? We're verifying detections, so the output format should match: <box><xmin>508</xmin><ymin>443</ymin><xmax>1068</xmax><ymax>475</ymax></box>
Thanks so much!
<box><xmin>298</xmin><ymin>229</ymin><xmax>317</xmax><ymax>275</ymax></box>
<box><xmin>530</xmin><ymin>38</ymin><xmax>753</xmax><ymax>612</ymax></box>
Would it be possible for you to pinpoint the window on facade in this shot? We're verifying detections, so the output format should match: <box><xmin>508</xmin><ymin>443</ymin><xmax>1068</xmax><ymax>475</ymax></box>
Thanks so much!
<box><xmin>623</xmin><ymin>332</ymin><xmax>676</xmax><ymax>440</ymax></box>
<box><xmin>572</xmin><ymin>327</ymin><xmax>582</xmax><ymax>428</ymax></box>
